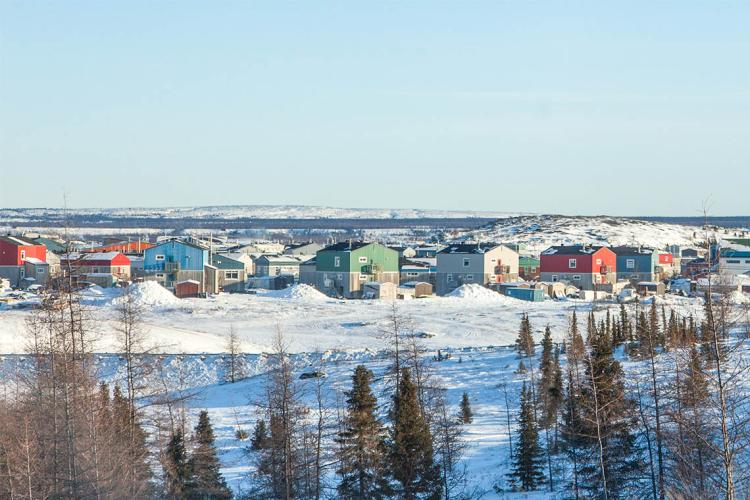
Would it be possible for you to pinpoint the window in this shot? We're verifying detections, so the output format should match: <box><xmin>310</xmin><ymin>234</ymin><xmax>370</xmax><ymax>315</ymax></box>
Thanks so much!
<box><xmin>626</xmin><ymin>258</ymin><xmax>635</xmax><ymax>269</ymax></box>
<box><xmin>406</xmin><ymin>272</ymin><xmax>419</xmax><ymax>277</ymax></box>
<box><xmin>155</xmin><ymin>254</ymin><xmax>165</xmax><ymax>261</ymax></box>
<box><xmin>225</xmin><ymin>271</ymin><xmax>239</xmax><ymax>279</ymax></box>
<box><xmin>568</xmin><ymin>258</ymin><xmax>577</xmax><ymax>269</ymax></box>
<box><xmin>337</xmin><ymin>273</ymin><xmax>343</xmax><ymax>281</ymax></box>
<box><xmin>465</xmin><ymin>274</ymin><xmax>474</xmax><ymax>280</ymax></box>
<box><xmin>552</xmin><ymin>275</ymin><xmax>558</xmax><ymax>282</ymax></box>
<box><xmin>359</xmin><ymin>274</ymin><xmax>368</xmax><ymax>281</ymax></box>
<box><xmin>447</xmin><ymin>274</ymin><xmax>453</xmax><ymax>282</ymax></box>
<box><xmin>726</xmin><ymin>260</ymin><xmax>741</xmax><ymax>264</ymax></box>
<box><xmin>595</xmin><ymin>258</ymin><xmax>602</xmax><ymax>265</ymax></box>
<box><xmin>573</xmin><ymin>275</ymin><xmax>581</xmax><ymax>281</ymax></box>
<box><xmin>358</xmin><ymin>256</ymin><xmax>367</xmax><ymax>263</ymax></box>
<box><xmin>334</xmin><ymin>256</ymin><xmax>340</xmax><ymax>268</ymax></box>
<box><xmin>37</xmin><ymin>268</ymin><xmax>45</xmax><ymax>274</ymax></box>
<box><xmin>156</xmin><ymin>273</ymin><xmax>165</xmax><ymax>279</ymax></box>
<box><xmin>20</xmin><ymin>250</ymin><xmax>26</xmax><ymax>260</ymax></box>
<box><xmin>19</xmin><ymin>267</ymin><xmax>25</xmax><ymax>278</ymax></box>
<box><xmin>463</xmin><ymin>258</ymin><xmax>470</xmax><ymax>267</ymax></box>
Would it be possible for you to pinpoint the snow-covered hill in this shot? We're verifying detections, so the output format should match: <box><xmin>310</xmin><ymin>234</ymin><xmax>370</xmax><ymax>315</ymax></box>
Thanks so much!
<box><xmin>456</xmin><ymin>214</ymin><xmax>733</xmax><ymax>252</ymax></box>
<box><xmin>0</xmin><ymin>204</ymin><xmax>514</xmax><ymax>221</ymax></box>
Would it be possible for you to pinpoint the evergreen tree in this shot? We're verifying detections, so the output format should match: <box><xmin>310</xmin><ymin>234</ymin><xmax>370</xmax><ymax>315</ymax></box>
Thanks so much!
<box><xmin>389</xmin><ymin>368</ymin><xmax>441</xmax><ymax>499</ymax></box>
<box><xmin>250</xmin><ymin>419</ymin><xmax>269</xmax><ymax>451</ymax></box>
<box><xmin>337</xmin><ymin>365</ymin><xmax>389</xmax><ymax>499</ymax></box>
<box><xmin>164</xmin><ymin>430</ymin><xmax>192</xmax><ymax>499</ymax></box>
<box><xmin>508</xmin><ymin>383</ymin><xmax>546</xmax><ymax>492</ymax></box>
<box><xmin>515</xmin><ymin>313</ymin><xmax>535</xmax><ymax>357</ymax></box>
<box><xmin>578</xmin><ymin>322</ymin><xmax>643</xmax><ymax>498</ymax></box>
<box><xmin>459</xmin><ymin>392</ymin><xmax>473</xmax><ymax>424</ymax></box>
<box><xmin>568</xmin><ymin>310</ymin><xmax>585</xmax><ymax>362</ymax></box>
<box><xmin>188</xmin><ymin>411</ymin><xmax>232</xmax><ymax>500</ymax></box>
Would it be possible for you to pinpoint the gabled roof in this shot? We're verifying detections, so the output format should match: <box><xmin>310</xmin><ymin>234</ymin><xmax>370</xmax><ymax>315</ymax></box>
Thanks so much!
<box><xmin>210</xmin><ymin>254</ymin><xmax>245</xmax><ymax>270</ymax></box>
<box><xmin>149</xmin><ymin>239</ymin><xmax>206</xmax><ymax>252</ymax></box>
<box><xmin>541</xmin><ymin>245</ymin><xmax>609</xmax><ymax>256</ymax></box>
<box><xmin>610</xmin><ymin>246</ymin><xmax>655</xmax><ymax>256</ymax></box>
<box><xmin>255</xmin><ymin>255</ymin><xmax>301</xmax><ymax>265</ymax></box>
<box><xmin>438</xmin><ymin>243</ymin><xmax>503</xmax><ymax>255</ymax></box>
<box><xmin>32</xmin><ymin>237</ymin><xmax>67</xmax><ymax>253</ymax></box>
<box><xmin>0</xmin><ymin>235</ymin><xmax>40</xmax><ymax>246</ymax></box>
<box><xmin>320</xmin><ymin>241</ymin><xmax>374</xmax><ymax>252</ymax></box>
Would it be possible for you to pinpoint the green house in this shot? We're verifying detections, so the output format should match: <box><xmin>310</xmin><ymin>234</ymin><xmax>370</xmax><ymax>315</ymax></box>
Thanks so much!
<box><xmin>313</xmin><ymin>241</ymin><xmax>399</xmax><ymax>298</ymax></box>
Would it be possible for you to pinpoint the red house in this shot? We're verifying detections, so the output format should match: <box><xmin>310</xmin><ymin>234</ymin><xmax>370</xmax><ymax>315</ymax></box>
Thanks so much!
<box><xmin>84</xmin><ymin>240</ymin><xmax>155</xmax><ymax>255</ymax></box>
<box><xmin>539</xmin><ymin>245</ymin><xmax>617</xmax><ymax>290</ymax></box>
<box><xmin>0</xmin><ymin>235</ymin><xmax>49</xmax><ymax>287</ymax></box>
<box><xmin>61</xmin><ymin>252</ymin><xmax>132</xmax><ymax>287</ymax></box>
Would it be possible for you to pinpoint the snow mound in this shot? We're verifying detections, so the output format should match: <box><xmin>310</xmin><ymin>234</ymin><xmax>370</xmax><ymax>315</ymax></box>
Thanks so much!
<box><xmin>730</xmin><ymin>291</ymin><xmax>750</xmax><ymax>305</ymax></box>
<box><xmin>447</xmin><ymin>284</ymin><xmax>505</xmax><ymax>301</ymax></box>
<box><xmin>260</xmin><ymin>284</ymin><xmax>328</xmax><ymax>301</ymax></box>
<box><xmin>114</xmin><ymin>282</ymin><xmax>182</xmax><ymax>309</ymax></box>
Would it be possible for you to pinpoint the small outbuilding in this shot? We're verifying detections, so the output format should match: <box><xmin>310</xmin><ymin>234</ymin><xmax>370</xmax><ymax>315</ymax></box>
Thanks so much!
<box><xmin>362</xmin><ymin>281</ymin><xmax>398</xmax><ymax>300</ymax></box>
<box><xmin>505</xmin><ymin>287</ymin><xmax>545</xmax><ymax>302</ymax></box>
<box><xmin>175</xmin><ymin>280</ymin><xmax>200</xmax><ymax>298</ymax></box>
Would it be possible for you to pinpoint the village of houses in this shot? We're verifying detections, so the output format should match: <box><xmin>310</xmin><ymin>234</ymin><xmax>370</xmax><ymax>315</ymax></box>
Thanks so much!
<box><xmin>2</xmin><ymin>228</ymin><xmax>750</xmax><ymax>306</ymax></box>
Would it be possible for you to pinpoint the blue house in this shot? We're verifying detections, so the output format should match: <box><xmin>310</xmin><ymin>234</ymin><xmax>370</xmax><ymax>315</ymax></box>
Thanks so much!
<box><xmin>143</xmin><ymin>240</ymin><xmax>209</xmax><ymax>291</ymax></box>
<box><xmin>611</xmin><ymin>246</ymin><xmax>659</xmax><ymax>282</ymax></box>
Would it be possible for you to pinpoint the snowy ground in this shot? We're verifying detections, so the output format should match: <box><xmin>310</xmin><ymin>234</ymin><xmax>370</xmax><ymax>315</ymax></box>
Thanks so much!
<box><xmin>3</xmin><ymin>282</ymin><xmax>739</xmax><ymax>497</ymax></box>
<box><xmin>0</xmin><ymin>283</ymin><xmax>632</xmax><ymax>355</ymax></box>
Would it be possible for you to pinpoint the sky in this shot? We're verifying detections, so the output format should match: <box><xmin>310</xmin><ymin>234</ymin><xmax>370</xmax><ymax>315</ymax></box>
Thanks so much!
<box><xmin>1</xmin><ymin>1</ymin><xmax>748</xmax><ymax>215</ymax></box>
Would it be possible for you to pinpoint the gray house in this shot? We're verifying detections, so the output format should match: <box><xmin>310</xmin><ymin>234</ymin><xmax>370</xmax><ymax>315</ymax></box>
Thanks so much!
<box><xmin>436</xmin><ymin>243</ymin><xmax>519</xmax><ymax>296</ymax></box>
<box><xmin>254</xmin><ymin>255</ymin><xmax>301</xmax><ymax>279</ymax></box>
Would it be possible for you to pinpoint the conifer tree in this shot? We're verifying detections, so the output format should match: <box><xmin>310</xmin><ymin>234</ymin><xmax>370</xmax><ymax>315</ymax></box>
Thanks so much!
<box><xmin>508</xmin><ymin>383</ymin><xmax>545</xmax><ymax>492</ymax></box>
<box><xmin>568</xmin><ymin>311</ymin><xmax>585</xmax><ymax>362</ymax></box>
<box><xmin>460</xmin><ymin>392</ymin><xmax>473</xmax><ymax>424</ymax></box>
<box><xmin>389</xmin><ymin>368</ymin><xmax>441</xmax><ymax>499</ymax></box>
<box><xmin>188</xmin><ymin>411</ymin><xmax>232</xmax><ymax>499</ymax></box>
<box><xmin>164</xmin><ymin>430</ymin><xmax>191</xmax><ymax>499</ymax></box>
<box><xmin>515</xmin><ymin>313</ymin><xmax>535</xmax><ymax>357</ymax></box>
<box><xmin>578</xmin><ymin>320</ymin><xmax>643</xmax><ymax>497</ymax></box>
<box><xmin>250</xmin><ymin>419</ymin><xmax>269</xmax><ymax>452</ymax></box>
<box><xmin>337</xmin><ymin>365</ymin><xmax>389</xmax><ymax>499</ymax></box>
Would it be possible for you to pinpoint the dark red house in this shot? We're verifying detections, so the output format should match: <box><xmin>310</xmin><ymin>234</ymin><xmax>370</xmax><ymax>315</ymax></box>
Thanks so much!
<box><xmin>0</xmin><ymin>235</ymin><xmax>48</xmax><ymax>287</ymax></box>
<box><xmin>539</xmin><ymin>245</ymin><xmax>617</xmax><ymax>290</ymax></box>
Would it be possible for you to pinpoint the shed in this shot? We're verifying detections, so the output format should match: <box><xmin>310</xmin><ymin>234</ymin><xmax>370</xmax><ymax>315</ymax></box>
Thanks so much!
<box><xmin>637</xmin><ymin>281</ymin><xmax>666</xmax><ymax>296</ymax></box>
<box><xmin>505</xmin><ymin>287</ymin><xmax>545</xmax><ymax>302</ymax></box>
<box><xmin>362</xmin><ymin>281</ymin><xmax>398</xmax><ymax>300</ymax></box>
<box><xmin>175</xmin><ymin>280</ymin><xmax>200</xmax><ymax>298</ymax></box>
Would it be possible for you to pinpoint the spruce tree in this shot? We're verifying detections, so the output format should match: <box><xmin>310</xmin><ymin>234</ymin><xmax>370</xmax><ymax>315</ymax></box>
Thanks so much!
<box><xmin>508</xmin><ymin>383</ymin><xmax>545</xmax><ymax>491</ymax></box>
<box><xmin>188</xmin><ymin>411</ymin><xmax>232</xmax><ymax>499</ymax></box>
<box><xmin>250</xmin><ymin>419</ymin><xmax>269</xmax><ymax>451</ymax></box>
<box><xmin>389</xmin><ymin>368</ymin><xmax>442</xmax><ymax>499</ymax></box>
<box><xmin>568</xmin><ymin>310</ymin><xmax>585</xmax><ymax>362</ymax></box>
<box><xmin>578</xmin><ymin>321</ymin><xmax>643</xmax><ymax>497</ymax></box>
<box><xmin>337</xmin><ymin>365</ymin><xmax>389</xmax><ymax>499</ymax></box>
<box><xmin>515</xmin><ymin>313</ymin><xmax>535</xmax><ymax>357</ymax></box>
<box><xmin>460</xmin><ymin>392</ymin><xmax>473</xmax><ymax>424</ymax></box>
<box><xmin>164</xmin><ymin>430</ymin><xmax>191</xmax><ymax>499</ymax></box>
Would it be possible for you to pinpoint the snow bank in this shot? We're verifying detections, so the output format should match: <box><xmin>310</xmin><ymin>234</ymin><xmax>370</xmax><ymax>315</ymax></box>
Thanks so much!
<box><xmin>114</xmin><ymin>282</ymin><xmax>182</xmax><ymax>309</ymax></box>
<box><xmin>260</xmin><ymin>284</ymin><xmax>328</xmax><ymax>301</ymax></box>
<box><xmin>447</xmin><ymin>284</ymin><xmax>505</xmax><ymax>302</ymax></box>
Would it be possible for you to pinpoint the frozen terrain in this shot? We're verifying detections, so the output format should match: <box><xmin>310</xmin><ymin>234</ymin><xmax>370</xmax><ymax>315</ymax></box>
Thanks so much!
<box><xmin>457</xmin><ymin>214</ymin><xmax>740</xmax><ymax>253</ymax></box>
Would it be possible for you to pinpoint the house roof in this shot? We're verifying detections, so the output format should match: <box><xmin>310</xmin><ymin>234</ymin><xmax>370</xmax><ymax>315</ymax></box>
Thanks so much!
<box><xmin>610</xmin><ymin>246</ymin><xmax>655</xmax><ymax>256</ymax></box>
<box><xmin>256</xmin><ymin>255</ymin><xmax>301</xmax><ymax>265</ymax></box>
<box><xmin>63</xmin><ymin>252</ymin><xmax>124</xmax><ymax>262</ymax></box>
<box><xmin>438</xmin><ymin>243</ymin><xmax>503</xmax><ymax>255</ymax></box>
<box><xmin>210</xmin><ymin>255</ymin><xmax>245</xmax><ymax>270</ymax></box>
<box><xmin>320</xmin><ymin>241</ymin><xmax>373</xmax><ymax>252</ymax></box>
<box><xmin>541</xmin><ymin>245</ymin><xmax>609</xmax><ymax>256</ymax></box>
<box><xmin>722</xmin><ymin>249</ymin><xmax>750</xmax><ymax>258</ymax></box>
<box><xmin>150</xmin><ymin>239</ymin><xmax>206</xmax><ymax>252</ymax></box>
<box><xmin>0</xmin><ymin>235</ymin><xmax>40</xmax><ymax>246</ymax></box>
<box><xmin>32</xmin><ymin>237</ymin><xmax>67</xmax><ymax>253</ymax></box>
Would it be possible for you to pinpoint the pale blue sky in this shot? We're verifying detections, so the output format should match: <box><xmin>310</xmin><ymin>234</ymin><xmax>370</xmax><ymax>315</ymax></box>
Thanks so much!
<box><xmin>1</xmin><ymin>1</ymin><xmax>748</xmax><ymax>214</ymax></box>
